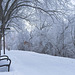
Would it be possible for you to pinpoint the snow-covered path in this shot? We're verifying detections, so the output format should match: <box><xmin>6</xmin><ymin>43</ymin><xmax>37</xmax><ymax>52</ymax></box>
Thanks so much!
<box><xmin>0</xmin><ymin>50</ymin><xmax>75</xmax><ymax>75</ymax></box>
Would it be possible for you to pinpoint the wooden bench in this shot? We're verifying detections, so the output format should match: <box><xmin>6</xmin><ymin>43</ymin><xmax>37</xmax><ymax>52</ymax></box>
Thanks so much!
<box><xmin>0</xmin><ymin>55</ymin><xmax>11</xmax><ymax>72</ymax></box>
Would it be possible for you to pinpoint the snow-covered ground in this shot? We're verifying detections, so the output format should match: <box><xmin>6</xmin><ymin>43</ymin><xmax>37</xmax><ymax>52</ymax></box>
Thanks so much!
<box><xmin>0</xmin><ymin>50</ymin><xmax>75</xmax><ymax>75</ymax></box>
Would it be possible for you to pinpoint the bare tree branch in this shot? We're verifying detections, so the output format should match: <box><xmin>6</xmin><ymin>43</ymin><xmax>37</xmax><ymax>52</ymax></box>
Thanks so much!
<box><xmin>4</xmin><ymin>0</ymin><xmax>11</xmax><ymax>15</ymax></box>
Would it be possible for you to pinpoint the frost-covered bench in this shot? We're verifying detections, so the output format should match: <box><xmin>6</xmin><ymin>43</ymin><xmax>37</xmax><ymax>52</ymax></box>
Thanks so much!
<box><xmin>0</xmin><ymin>55</ymin><xmax>11</xmax><ymax>72</ymax></box>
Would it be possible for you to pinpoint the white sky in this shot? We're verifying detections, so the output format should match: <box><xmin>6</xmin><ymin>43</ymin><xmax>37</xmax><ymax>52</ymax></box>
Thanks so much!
<box><xmin>38</xmin><ymin>0</ymin><xmax>44</xmax><ymax>3</ymax></box>
<box><xmin>71</xmin><ymin>0</ymin><xmax>75</xmax><ymax>5</ymax></box>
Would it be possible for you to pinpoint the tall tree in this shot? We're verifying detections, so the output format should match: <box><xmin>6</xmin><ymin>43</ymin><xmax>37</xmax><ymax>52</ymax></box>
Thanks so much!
<box><xmin>0</xmin><ymin>0</ymin><xmax>68</xmax><ymax>55</ymax></box>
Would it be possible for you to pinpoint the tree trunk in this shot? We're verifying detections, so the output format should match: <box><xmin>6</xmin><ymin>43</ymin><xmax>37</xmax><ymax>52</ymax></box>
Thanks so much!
<box><xmin>3</xmin><ymin>34</ymin><xmax>5</xmax><ymax>54</ymax></box>
<box><xmin>0</xmin><ymin>34</ymin><xmax>2</xmax><ymax>55</ymax></box>
<box><xmin>74</xmin><ymin>26</ymin><xmax>75</xmax><ymax>48</ymax></box>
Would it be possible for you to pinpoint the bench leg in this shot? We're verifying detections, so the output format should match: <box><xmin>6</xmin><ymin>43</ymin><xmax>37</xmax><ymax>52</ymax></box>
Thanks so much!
<box><xmin>8</xmin><ymin>65</ymin><xmax>10</xmax><ymax>72</ymax></box>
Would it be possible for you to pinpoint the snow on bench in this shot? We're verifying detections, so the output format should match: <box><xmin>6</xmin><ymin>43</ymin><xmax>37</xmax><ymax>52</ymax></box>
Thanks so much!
<box><xmin>0</xmin><ymin>55</ymin><xmax>11</xmax><ymax>72</ymax></box>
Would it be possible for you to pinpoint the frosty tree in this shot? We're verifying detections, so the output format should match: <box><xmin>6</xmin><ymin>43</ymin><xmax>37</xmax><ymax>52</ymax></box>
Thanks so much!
<box><xmin>0</xmin><ymin>0</ymin><xmax>71</xmax><ymax>56</ymax></box>
<box><xmin>0</xmin><ymin>0</ymin><xmax>63</xmax><ymax>55</ymax></box>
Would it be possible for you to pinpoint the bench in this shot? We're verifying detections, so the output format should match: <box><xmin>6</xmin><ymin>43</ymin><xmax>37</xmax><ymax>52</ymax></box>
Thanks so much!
<box><xmin>0</xmin><ymin>55</ymin><xmax>11</xmax><ymax>72</ymax></box>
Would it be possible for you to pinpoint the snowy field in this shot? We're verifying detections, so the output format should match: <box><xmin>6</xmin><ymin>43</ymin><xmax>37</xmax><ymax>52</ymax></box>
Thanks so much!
<box><xmin>0</xmin><ymin>50</ymin><xmax>75</xmax><ymax>75</ymax></box>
